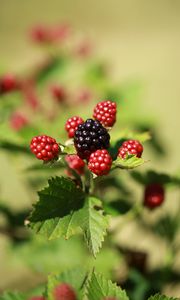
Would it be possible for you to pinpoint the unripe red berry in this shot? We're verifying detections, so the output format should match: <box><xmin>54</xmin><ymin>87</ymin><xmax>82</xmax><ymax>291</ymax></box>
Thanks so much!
<box><xmin>93</xmin><ymin>100</ymin><xmax>117</xmax><ymax>127</ymax></box>
<box><xmin>118</xmin><ymin>140</ymin><xmax>143</xmax><ymax>159</ymax></box>
<box><xmin>53</xmin><ymin>283</ymin><xmax>77</xmax><ymax>300</ymax></box>
<box><xmin>30</xmin><ymin>26</ymin><xmax>52</xmax><ymax>43</ymax></box>
<box><xmin>50</xmin><ymin>85</ymin><xmax>66</xmax><ymax>103</ymax></box>
<box><xmin>0</xmin><ymin>74</ymin><xmax>19</xmax><ymax>94</ymax></box>
<box><xmin>30</xmin><ymin>135</ymin><xmax>60</xmax><ymax>161</ymax></box>
<box><xmin>144</xmin><ymin>183</ymin><xmax>165</xmax><ymax>209</ymax></box>
<box><xmin>65</xmin><ymin>154</ymin><xmax>85</xmax><ymax>175</ymax></box>
<box><xmin>88</xmin><ymin>149</ymin><xmax>112</xmax><ymax>176</ymax></box>
<box><xmin>76</xmin><ymin>88</ymin><xmax>92</xmax><ymax>103</ymax></box>
<box><xmin>10</xmin><ymin>112</ymin><xmax>29</xmax><ymax>131</ymax></box>
<box><xmin>65</xmin><ymin>116</ymin><xmax>84</xmax><ymax>138</ymax></box>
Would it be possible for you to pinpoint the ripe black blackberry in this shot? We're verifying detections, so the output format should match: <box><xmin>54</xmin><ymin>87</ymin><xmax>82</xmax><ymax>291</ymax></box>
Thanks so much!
<box><xmin>74</xmin><ymin>119</ymin><xmax>110</xmax><ymax>159</ymax></box>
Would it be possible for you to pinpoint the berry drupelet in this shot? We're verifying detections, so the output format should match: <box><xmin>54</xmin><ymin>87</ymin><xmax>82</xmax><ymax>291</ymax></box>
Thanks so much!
<box><xmin>30</xmin><ymin>135</ymin><xmax>59</xmax><ymax>161</ymax></box>
<box><xmin>93</xmin><ymin>100</ymin><xmax>117</xmax><ymax>127</ymax></box>
<box><xmin>118</xmin><ymin>140</ymin><xmax>143</xmax><ymax>159</ymax></box>
<box><xmin>144</xmin><ymin>183</ymin><xmax>165</xmax><ymax>209</ymax></box>
<box><xmin>74</xmin><ymin>119</ymin><xmax>110</xmax><ymax>159</ymax></box>
<box><xmin>65</xmin><ymin>116</ymin><xmax>84</xmax><ymax>138</ymax></box>
<box><xmin>88</xmin><ymin>149</ymin><xmax>112</xmax><ymax>176</ymax></box>
<box><xmin>53</xmin><ymin>283</ymin><xmax>77</xmax><ymax>300</ymax></box>
<box><xmin>65</xmin><ymin>154</ymin><xmax>85</xmax><ymax>175</ymax></box>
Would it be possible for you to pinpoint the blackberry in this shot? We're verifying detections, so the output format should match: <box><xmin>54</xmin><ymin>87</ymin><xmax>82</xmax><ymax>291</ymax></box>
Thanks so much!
<box><xmin>74</xmin><ymin>119</ymin><xmax>110</xmax><ymax>159</ymax></box>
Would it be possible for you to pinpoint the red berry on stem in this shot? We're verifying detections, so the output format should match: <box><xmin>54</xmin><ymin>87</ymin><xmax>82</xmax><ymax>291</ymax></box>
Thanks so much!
<box><xmin>50</xmin><ymin>84</ymin><xmax>66</xmax><ymax>103</ymax></box>
<box><xmin>93</xmin><ymin>100</ymin><xmax>117</xmax><ymax>127</ymax></box>
<box><xmin>65</xmin><ymin>155</ymin><xmax>85</xmax><ymax>175</ymax></box>
<box><xmin>118</xmin><ymin>140</ymin><xmax>143</xmax><ymax>159</ymax></box>
<box><xmin>30</xmin><ymin>135</ymin><xmax>59</xmax><ymax>161</ymax></box>
<box><xmin>10</xmin><ymin>112</ymin><xmax>29</xmax><ymax>131</ymax></box>
<box><xmin>65</xmin><ymin>116</ymin><xmax>84</xmax><ymax>138</ymax></box>
<box><xmin>88</xmin><ymin>149</ymin><xmax>112</xmax><ymax>176</ymax></box>
<box><xmin>53</xmin><ymin>283</ymin><xmax>77</xmax><ymax>300</ymax></box>
<box><xmin>144</xmin><ymin>183</ymin><xmax>165</xmax><ymax>209</ymax></box>
<box><xmin>0</xmin><ymin>74</ymin><xmax>19</xmax><ymax>94</ymax></box>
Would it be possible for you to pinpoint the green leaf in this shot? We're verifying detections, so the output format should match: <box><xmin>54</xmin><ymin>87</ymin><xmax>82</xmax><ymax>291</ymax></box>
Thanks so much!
<box><xmin>63</xmin><ymin>143</ymin><xmax>76</xmax><ymax>155</ymax></box>
<box><xmin>113</xmin><ymin>155</ymin><xmax>147</xmax><ymax>170</ymax></box>
<box><xmin>29</xmin><ymin>178</ymin><xmax>108</xmax><ymax>256</ymax></box>
<box><xmin>148</xmin><ymin>294</ymin><xmax>179</xmax><ymax>300</ymax></box>
<box><xmin>76</xmin><ymin>196</ymin><xmax>109</xmax><ymax>256</ymax></box>
<box><xmin>87</xmin><ymin>271</ymin><xmax>129</xmax><ymax>300</ymax></box>
<box><xmin>0</xmin><ymin>292</ymin><xmax>25</xmax><ymax>300</ymax></box>
<box><xmin>0</xmin><ymin>140</ymin><xmax>30</xmax><ymax>155</ymax></box>
<box><xmin>29</xmin><ymin>176</ymin><xmax>85</xmax><ymax>223</ymax></box>
<box><xmin>47</xmin><ymin>268</ymin><xmax>88</xmax><ymax>300</ymax></box>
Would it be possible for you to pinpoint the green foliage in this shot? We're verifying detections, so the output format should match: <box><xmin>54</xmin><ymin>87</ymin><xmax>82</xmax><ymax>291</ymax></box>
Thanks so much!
<box><xmin>130</xmin><ymin>170</ymin><xmax>180</xmax><ymax>186</ymax></box>
<box><xmin>0</xmin><ymin>292</ymin><xmax>25</xmax><ymax>300</ymax></box>
<box><xmin>47</xmin><ymin>268</ymin><xmax>87</xmax><ymax>300</ymax></box>
<box><xmin>87</xmin><ymin>271</ymin><xmax>129</xmax><ymax>300</ymax></box>
<box><xmin>148</xmin><ymin>294</ymin><xmax>179</xmax><ymax>300</ymax></box>
<box><xmin>113</xmin><ymin>155</ymin><xmax>147</xmax><ymax>170</ymax></box>
<box><xmin>29</xmin><ymin>177</ymin><xmax>108</xmax><ymax>256</ymax></box>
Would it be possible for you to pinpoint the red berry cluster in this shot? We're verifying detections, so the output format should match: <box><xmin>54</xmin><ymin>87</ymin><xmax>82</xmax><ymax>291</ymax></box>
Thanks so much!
<box><xmin>144</xmin><ymin>183</ymin><xmax>165</xmax><ymax>209</ymax></box>
<box><xmin>118</xmin><ymin>140</ymin><xmax>143</xmax><ymax>159</ymax></box>
<box><xmin>31</xmin><ymin>24</ymin><xmax>70</xmax><ymax>44</ymax></box>
<box><xmin>53</xmin><ymin>283</ymin><xmax>77</xmax><ymax>300</ymax></box>
<box><xmin>30</xmin><ymin>135</ymin><xmax>59</xmax><ymax>161</ymax></box>
<box><xmin>88</xmin><ymin>149</ymin><xmax>112</xmax><ymax>176</ymax></box>
<box><xmin>65</xmin><ymin>154</ymin><xmax>85</xmax><ymax>175</ymax></box>
<box><xmin>65</xmin><ymin>116</ymin><xmax>84</xmax><ymax>138</ymax></box>
<box><xmin>93</xmin><ymin>100</ymin><xmax>117</xmax><ymax>127</ymax></box>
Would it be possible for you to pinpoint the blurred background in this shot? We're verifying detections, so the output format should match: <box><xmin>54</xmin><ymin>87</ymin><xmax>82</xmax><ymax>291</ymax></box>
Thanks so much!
<box><xmin>0</xmin><ymin>0</ymin><xmax>180</xmax><ymax>298</ymax></box>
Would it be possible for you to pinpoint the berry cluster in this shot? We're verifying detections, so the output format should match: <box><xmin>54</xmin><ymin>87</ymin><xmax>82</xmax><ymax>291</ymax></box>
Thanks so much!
<box><xmin>30</xmin><ymin>135</ymin><xmax>59</xmax><ymax>161</ymax></box>
<box><xmin>88</xmin><ymin>150</ymin><xmax>112</xmax><ymax>176</ymax></box>
<box><xmin>53</xmin><ymin>283</ymin><xmax>77</xmax><ymax>300</ymax></box>
<box><xmin>30</xmin><ymin>100</ymin><xmax>144</xmax><ymax>177</ymax></box>
<box><xmin>93</xmin><ymin>100</ymin><xmax>117</xmax><ymax>127</ymax></box>
<box><xmin>144</xmin><ymin>183</ymin><xmax>164</xmax><ymax>209</ymax></box>
<box><xmin>65</xmin><ymin>154</ymin><xmax>85</xmax><ymax>175</ymax></box>
<box><xmin>65</xmin><ymin>116</ymin><xmax>84</xmax><ymax>138</ymax></box>
<box><xmin>118</xmin><ymin>140</ymin><xmax>143</xmax><ymax>159</ymax></box>
<box><xmin>74</xmin><ymin>119</ymin><xmax>110</xmax><ymax>160</ymax></box>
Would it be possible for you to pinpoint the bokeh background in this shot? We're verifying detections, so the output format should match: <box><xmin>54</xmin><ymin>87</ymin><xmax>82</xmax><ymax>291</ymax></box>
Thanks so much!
<box><xmin>0</xmin><ymin>0</ymin><xmax>180</xmax><ymax>296</ymax></box>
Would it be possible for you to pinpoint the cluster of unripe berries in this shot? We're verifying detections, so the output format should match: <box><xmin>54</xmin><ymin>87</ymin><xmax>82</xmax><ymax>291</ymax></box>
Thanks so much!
<box><xmin>30</xmin><ymin>100</ymin><xmax>144</xmax><ymax>177</ymax></box>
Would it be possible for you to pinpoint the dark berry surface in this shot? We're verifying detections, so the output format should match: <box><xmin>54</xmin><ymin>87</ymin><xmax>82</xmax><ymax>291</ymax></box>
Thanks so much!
<box><xmin>65</xmin><ymin>116</ymin><xmax>84</xmax><ymax>138</ymax></box>
<box><xmin>74</xmin><ymin>119</ymin><xmax>110</xmax><ymax>159</ymax></box>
